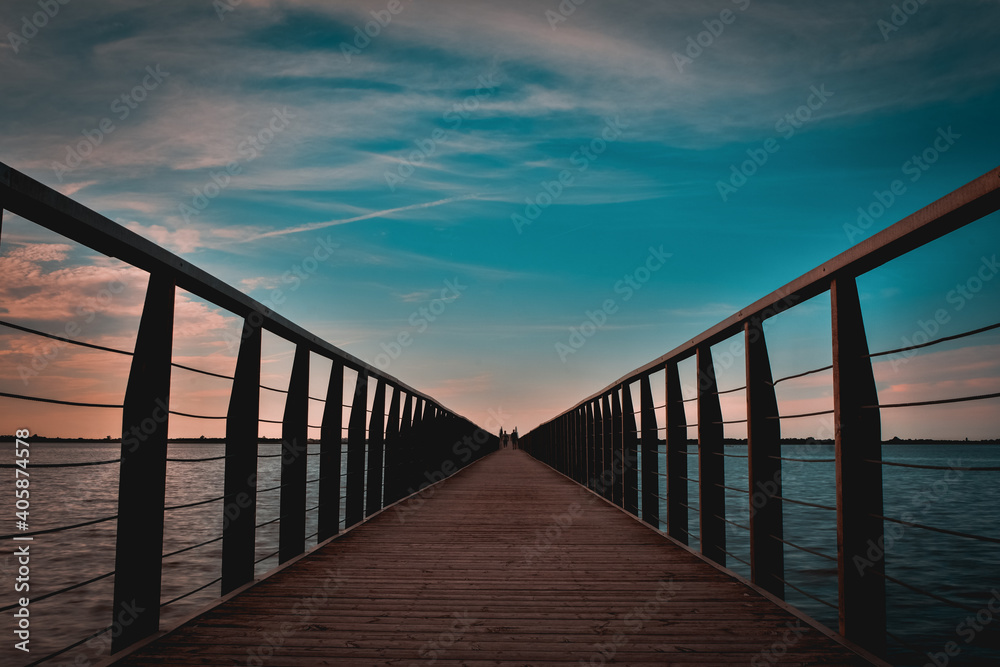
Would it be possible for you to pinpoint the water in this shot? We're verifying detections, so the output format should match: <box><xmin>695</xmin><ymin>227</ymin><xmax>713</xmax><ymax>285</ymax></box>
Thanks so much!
<box><xmin>0</xmin><ymin>442</ymin><xmax>997</xmax><ymax>666</ymax></box>
<box><xmin>650</xmin><ymin>442</ymin><xmax>1000</xmax><ymax>666</ymax></box>
<box><xmin>0</xmin><ymin>441</ymin><xmax>346</xmax><ymax>666</ymax></box>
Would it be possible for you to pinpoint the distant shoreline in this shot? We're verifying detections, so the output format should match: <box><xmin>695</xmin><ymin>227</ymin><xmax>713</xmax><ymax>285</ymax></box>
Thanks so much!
<box><xmin>2</xmin><ymin>436</ymin><xmax>997</xmax><ymax>445</ymax></box>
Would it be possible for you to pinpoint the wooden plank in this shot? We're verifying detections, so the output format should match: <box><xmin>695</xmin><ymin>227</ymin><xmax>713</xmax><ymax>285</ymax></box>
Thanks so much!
<box><xmin>112</xmin><ymin>450</ymin><xmax>881</xmax><ymax>666</ymax></box>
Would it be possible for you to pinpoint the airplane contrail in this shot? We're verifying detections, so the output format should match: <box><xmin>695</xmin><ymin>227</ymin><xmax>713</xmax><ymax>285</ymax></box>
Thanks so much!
<box><xmin>246</xmin><ymin>193</ymin><xmax>483</xmax><ymax>241</ymax></box>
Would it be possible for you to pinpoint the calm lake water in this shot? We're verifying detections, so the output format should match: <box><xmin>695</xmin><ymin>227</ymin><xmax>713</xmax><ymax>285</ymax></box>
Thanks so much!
<box><xmin>0</xmin><ymin>442</ymin><xmax>996</xmax><ymax>666</ymax></box>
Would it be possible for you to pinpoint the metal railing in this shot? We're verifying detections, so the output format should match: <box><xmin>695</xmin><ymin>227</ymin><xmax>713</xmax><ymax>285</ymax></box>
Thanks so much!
<box><xmin>0</xmin><ymin>160</ymin><xmax>498</xmax><ymax>662</ymax></box>
<box><xmin>521</xmin><ymin>166</ymin><xmax>1000</xmax><ymax>660</ymax></box>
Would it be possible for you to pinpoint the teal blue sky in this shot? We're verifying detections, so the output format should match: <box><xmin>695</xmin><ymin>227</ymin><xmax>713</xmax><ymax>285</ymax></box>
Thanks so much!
<box><xmin>1</xmin><ymin>0</ymin><xmax>999</xmax><ymax>437</ymax></box>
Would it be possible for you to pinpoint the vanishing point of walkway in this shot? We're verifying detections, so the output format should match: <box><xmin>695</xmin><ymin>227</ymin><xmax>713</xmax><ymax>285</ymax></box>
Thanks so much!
<box><xmin>113</xmin><ymin>450</ymin><xmax>879</xmax><ymax>665</ymax></box>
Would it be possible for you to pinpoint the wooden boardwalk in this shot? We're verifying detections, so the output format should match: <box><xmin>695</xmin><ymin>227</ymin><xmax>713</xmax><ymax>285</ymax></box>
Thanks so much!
<box><xmin>113</xmin><ymin>450</ymin><xmax>880</xmax><ymax>666</ymax></box>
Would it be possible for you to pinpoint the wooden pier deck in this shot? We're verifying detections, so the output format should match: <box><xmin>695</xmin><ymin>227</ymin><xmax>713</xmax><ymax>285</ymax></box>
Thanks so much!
<box><xmin>112</xmin><ymin>450</ymin><xmax>880</xmax><ymax>666</ymax></box>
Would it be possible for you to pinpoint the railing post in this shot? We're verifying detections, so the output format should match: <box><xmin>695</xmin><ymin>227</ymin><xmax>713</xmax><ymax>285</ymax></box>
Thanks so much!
<box><xmin>318</xmin><ymin>360</ymin><xmax>344</xmax><ymax>543</ymax></box>
<box><xmin>578</xmin><ymin>406</ymin><xmax>587</xmax><ymax>483</ymax></box>
<box><xmin>565</xmin><ymin>413</ymin><xmax>572</xmax><ymax>475</ymax></box>
<box><xmin>665</xmin><ymin>362</ymin><xmax>688</xmax><ymax>542</ymax></box>
<box><xmin>111</xmin><ymin>273</ymin><xmax>174</xmax><ymax>653</ymax></box>
<box><xmin>566</xmin><ymin>412</ymin><xmax>572</xmax><ymax>476</ymax></box>
<box><xmin>697</xmin><ymin>346</ymin><xmax>726</xmax><ymax>565</ymax></box>
<box><xmin>383</xmin><ymin>387</ymin><xmax>401</xmax><ymax>505</ymax></box>
<box><xmin>366</xmin><ymin>379</ymin><xmax>386</xmax><ymax>517</ymax></box>
<box><xmin>279</xmin><ymin>345</ymin><xmax>309</xmax><ymax>564</ymax></box>
<box><xmin>593</xmin><ymin>399</ymin><xmax>603</xmax><ymax>492</ymax></box>
<box><xmin>622</xmin><ymin>383</ymin><xmax>639</xmax><ymax>516</ymax></box>
<box><xmin>222</xmin><ymin>317</ymin><xmax>261</xmax><ymax>594</ymax></box>
<box><xmin>640</xmin><ymin>375</ymin><xmax>660</xmax><ymax>527</ymax></box>
<box><xmin>584</xmin><ymin>401</ymin><xmax>597</xmax><ymax>489</ymax></box>
<box><xmin>611</xmin><ymin>387</ymin><xmax>625</xmax><ymax>507</ymax></box>
<box><xmin>832</xmin><ymin>276</ymin><xmax>886</xmax><ymax>656</ymax></box>
<box><xmin>601</xmin><ymin>394</ymin><xmax>613</xmax><ymax>500</ymax></box>
<box><xmin>745</xmin><ymin>320</ymin><xmax>784</xmax><ymax>598</ymax></box>
<box><xmin>552</xmin><ymin>419</ymin><xmax>558</xmax><ymax>467</ymax></box>
<box><xmin>611</xmin><ymin>390</ymin><xmax>623</xmax><ymax>506</ymax></box>
<box><xmin>397</xmin><ymin>395</ymin><xmax>413</xmax><ymax>498</ymax></box>
<box><xmin>411</xmin><ymin>397</ymin><xmax>426</xmax><ymax>493</ymax></box>
<box><xmin>345</xmin><ymin>371</ymin><xmax>368</xmax><ymax>528</ymax></box>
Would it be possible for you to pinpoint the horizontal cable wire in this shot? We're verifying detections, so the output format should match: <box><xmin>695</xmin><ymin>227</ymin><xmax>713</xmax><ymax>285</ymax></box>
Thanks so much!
<box><xmin>770</xmin><ymin>409</ymin><xmax>834</xmax><ymax>420</ymax></box>
<box><xmin>0</xmin><ymin>390</ymin><xmax>121</xmax><ymax>409</ymax></box>
<box><xmin>771</xmin><ymin>455</ymin><xmax>835</xmax><ymax>463</ymax></box>
<box><xmin>873</xmin><ymin>459</ymin><xmax>1000</xmax><ymax>472</ymax></box>
<box><xmin>162</xmin><ymin>535</ymin><xmax>224</xmax><ymax>560</ymax></box>
<box><xmin>165</xmin><ymin>494</ymin><xmax>227</xmax><ymax>512</ymax></box>
<box><xmin>255</xmin><ymin>549</ymin><xmax>280</xmax><ymax>565</ymax></box>
<box><xmin>870</xmin><ymin>321</ymin><xmax>1000</xmax><ymax>358</ymax></box>
<box><xmin>722</xmin><ymin>549</ymin><xmax>750</xmax><ymax>568</ymax></box>
<box><xmin>714</xmin><ymin>483</ymin><xmax>750</xmax><ymax>494</ymax></box>
<box><xmin>771</xmin><ymin>365</ymin><xmax>833</xmax><ymax>386</ymax></box>
<box><xmin>871</xmin><ymin>513</ymin><xmax>1000</xmax><ymax>545</ymax></box>
<box><xmin>714</xmin><ymin>514</ymin><xmax>749</xmax><ymax>532</ymax></box>
<box><xmin>171</xmin><ymin>362</ymin><xmax>233</xmax><ymax>381</ymax></box>
<box><xmin>0</xmin><ymin>569</ymin><xmax>115</xmax><ymax>612</ymax></box>
<box><xmin>865</xmin><ymin>391</ymin><xmax>1000</xmax><ymax>410</ymax></box>
<box><xmin>168</xmin><ymin>454</ymin><xmax>229</xmax><ymax>463</ymax></box>
<box><xmin>0</xmin><ymin>513</ymin><xmax>117</xmax><ymax>540</ymax></box>
<box><xmin>258</xmin><ymin>483</ymin><xmax>285</xmax><ymax>493</ymax></box>
<box><xmin>161</xmin><ymin>576</ymin><xmax>222</xmax><ymax>609</ymax></box>
<box><xmin>0</xmin><ymin>458</ymin><xmax>121</xmax><ymax>468</ymax></box>
<box><xmin>169</xmin><ymin>410</ymin><xmax>226</xmax><ymax>420</ymax></box>
<box><xmin>0</xmin><ymin>319</ymin><xmax>130</xmax><ymax>355</ymax></box>
<box><xmin>871</xmin><ymin>570</ymin><xmax>980</xmax><ymax>614</ymax></box>
<box><xmin>770</xmin><ymin>534</ymin><xmax>837</xmax><ymax>562</ymax></box>
<box><xmin>775</xmin><ymin>575</ymin><xmax>838</xmax><ymax>609</ymax></box>
<box><xmin>24</xmin><ymin>624</ymin><xmax>113</xmax><ymax>666</ymax></box>
<box><xmin>774</xmin><ymin>495</ymin><xmax>836</xmax><ymax>511</ymax></box>
<box><xmin>0</xmin><ymin>319</ymin><xmax>254</xmax><ymax>383</ymax></box>
<box><xmin>673</xmin><ymin>525</ymin><xmax>695</xmax><ymax>539</ymax></box>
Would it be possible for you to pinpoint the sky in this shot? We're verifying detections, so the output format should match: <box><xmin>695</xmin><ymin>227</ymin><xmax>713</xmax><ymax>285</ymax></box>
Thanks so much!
<box><xmin>1</xmin><ymin>0</ymin><xmax>999</xmax><ymax>440</ymax></box>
